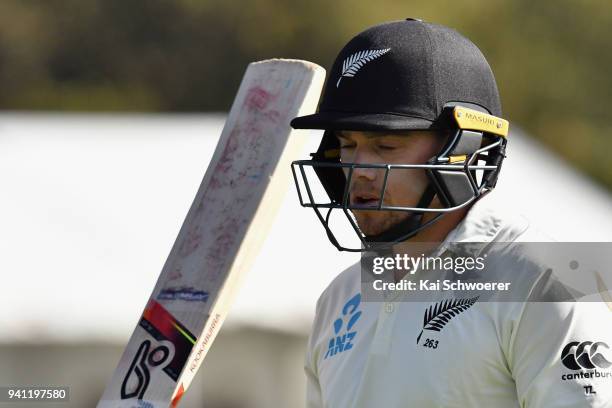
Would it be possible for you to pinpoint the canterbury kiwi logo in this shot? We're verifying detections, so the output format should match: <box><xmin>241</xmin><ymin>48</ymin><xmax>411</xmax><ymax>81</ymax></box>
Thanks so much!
<box><xmin>561</xmin><ymin>341</ymin><xmax>612</xmax><ymax>370</ymax></box>
<box><xmin>336</xmin><ymin>48</ymin><xmax>391</xmax><ymax>88</ymax></box>
<box><xmin>416</xmin><ymin>296</ymin><xmax>479</xmax><ymax>344</ymax></box>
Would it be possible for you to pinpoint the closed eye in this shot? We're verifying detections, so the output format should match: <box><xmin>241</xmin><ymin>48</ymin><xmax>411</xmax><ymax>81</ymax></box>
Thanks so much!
<box><xmin>340</xmin><ymin>143</ymin><xmax>356</xmax><ymax>149</ymax></box>
<box><xmin>377</xmin><ymin>144</ymin><xmax>397</xmax><ymax>150</ymax></box>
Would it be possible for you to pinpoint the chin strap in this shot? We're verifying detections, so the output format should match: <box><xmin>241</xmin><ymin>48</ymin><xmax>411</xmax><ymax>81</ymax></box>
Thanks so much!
<box><xmin>364</xmin><ymin>184</ymin><xmax>437</xmax><ymax>244</ymax></box>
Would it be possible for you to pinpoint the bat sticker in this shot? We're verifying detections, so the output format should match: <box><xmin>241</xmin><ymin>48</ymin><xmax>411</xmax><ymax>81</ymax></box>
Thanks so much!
<box><xmin>121</xmin><ymin>339</ymin><xmax>171</xmax><ymax>399</ymax></box>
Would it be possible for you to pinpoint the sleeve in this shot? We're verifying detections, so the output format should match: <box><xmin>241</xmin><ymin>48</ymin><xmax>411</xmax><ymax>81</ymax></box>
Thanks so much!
<box><xmin>305</xmin><ymin>349</ymin><xmax>324</xmax><ymax>408</ymax></box>
<box><xmin>509</xmin><ymin>300</ymin><xmax>612</xmax><ymax>407</ymax></box>
<box><xmin>304</xmin><ymin>292</ymin><xmax>327</xmax><ymax>408</ymax></box>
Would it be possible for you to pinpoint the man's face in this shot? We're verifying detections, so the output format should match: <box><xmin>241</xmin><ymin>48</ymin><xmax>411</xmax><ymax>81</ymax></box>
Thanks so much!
<box><xmin>336</xmin><ymin>130</ymin><xmax>447</xmax><ymax>236</ymax></box>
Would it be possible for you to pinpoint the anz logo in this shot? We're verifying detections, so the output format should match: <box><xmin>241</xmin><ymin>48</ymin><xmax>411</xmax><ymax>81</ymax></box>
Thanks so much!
<box><xmin>324</xmin><ymin>293</ymin><xmax>362</xmax><ymax>359</ymax></box>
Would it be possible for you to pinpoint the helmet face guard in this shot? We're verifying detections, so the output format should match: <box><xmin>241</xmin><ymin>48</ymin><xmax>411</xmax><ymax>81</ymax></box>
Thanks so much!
<box><xmin>291</xmin><ymin>106</ymin><xmax>509</xmax><ymax>252</ymax></box>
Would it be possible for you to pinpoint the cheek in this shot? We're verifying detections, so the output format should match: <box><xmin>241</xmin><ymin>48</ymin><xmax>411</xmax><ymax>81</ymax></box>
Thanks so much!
<box><xmin>384</xmin><ymin>169</ymin><xmax>429</xmax><ymax>203</ymax></box>
<box><xmin>392</xmin><ymin>135</ymin><xmax>445</xmax><ymax>165</ymax></box>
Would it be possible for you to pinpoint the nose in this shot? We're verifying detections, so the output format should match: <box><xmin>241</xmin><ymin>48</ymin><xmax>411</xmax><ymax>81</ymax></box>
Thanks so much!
<box><xmin>348</xmin><ymin>146</ymin><xmax>378</xmax><ymax>181</ymax></box>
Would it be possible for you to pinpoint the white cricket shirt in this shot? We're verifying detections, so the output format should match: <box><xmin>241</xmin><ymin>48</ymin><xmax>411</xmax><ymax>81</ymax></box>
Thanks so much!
<box><xmin>305</xmin><ymin>197</ymin><xmax>612</xmax><ymax>407</ymax></box>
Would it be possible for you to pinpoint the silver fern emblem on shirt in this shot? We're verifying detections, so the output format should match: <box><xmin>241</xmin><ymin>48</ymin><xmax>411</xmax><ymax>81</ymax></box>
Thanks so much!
<box><xmin>336</xmin><ymin>48</ymin><xmax>391</xmax><ymax>88</ymax></box>
<box><xmin>416</xmin><ymin>296</ymin><xmax>479</xmax><ymax>345</ymax></box>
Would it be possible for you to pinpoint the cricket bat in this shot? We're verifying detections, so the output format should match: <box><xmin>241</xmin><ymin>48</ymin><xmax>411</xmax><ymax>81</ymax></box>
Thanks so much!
<box><xmin>97</xmin><ymin>59</ymin><xmax>325</xmax><ymax>408</ymax></box>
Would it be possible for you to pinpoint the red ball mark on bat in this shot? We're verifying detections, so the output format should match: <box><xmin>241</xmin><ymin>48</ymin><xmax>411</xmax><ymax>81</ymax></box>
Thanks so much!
<box><xmin>205</xmin><ymin>217</ymin><xmax>242</xmax><ymax>281</ymax></box>
<box><xmin>208</xmin><ymin>128</ymin><xmax>242</xmax><ymax>191</ymax></box>
<box><xmin>244</xmin><ymin>86</ymin><xmax>276</xmax><ymax>112</ymax></box>
<box><xmin>264</xmin><ymin>109</ymin><xmax>281</xmax><ymax>123</ymax></box>
<box><xmin>167</xmin><ymin>267</ymin><xmax>183</xmax><ymax>281</ymax></box>
<box><xmin>179</xmin><ymin>225</ymin><xmax>202</xmax><ymax>257</ymax></box>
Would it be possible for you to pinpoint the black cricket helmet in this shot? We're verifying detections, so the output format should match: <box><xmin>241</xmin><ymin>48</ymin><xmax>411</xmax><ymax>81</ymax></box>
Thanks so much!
<box><xmin>290</xmin><ymin>19</ymin><xmax>509</xmax><ymax>252</ymax></box>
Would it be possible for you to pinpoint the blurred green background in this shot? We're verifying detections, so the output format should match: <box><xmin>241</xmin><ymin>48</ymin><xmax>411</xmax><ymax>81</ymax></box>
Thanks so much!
<box><xmin>0</xmin><ymin>0</ymin><xmax>610</xmax><ymax>189</ymax></box>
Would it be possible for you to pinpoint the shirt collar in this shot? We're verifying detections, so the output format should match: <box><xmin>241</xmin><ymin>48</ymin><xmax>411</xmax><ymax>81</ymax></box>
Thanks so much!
<box><xmin>435</xmin><ymin>191</ymin><xmax>529</xmax><ymax>257</ymax></box>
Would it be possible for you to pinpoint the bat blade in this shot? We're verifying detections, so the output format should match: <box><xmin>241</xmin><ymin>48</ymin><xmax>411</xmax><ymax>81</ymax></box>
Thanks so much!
<box><xmin>97</xmin><ymin>59</ymin><xmax>325</xmax><ymax>408</ymax></box>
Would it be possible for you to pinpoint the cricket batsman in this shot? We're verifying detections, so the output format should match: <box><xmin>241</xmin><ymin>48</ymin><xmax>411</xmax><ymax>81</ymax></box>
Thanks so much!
<box><xmin>290</xmin><ymin>19</ymin><xmax>612</xmax><ymax>407</ymax></box>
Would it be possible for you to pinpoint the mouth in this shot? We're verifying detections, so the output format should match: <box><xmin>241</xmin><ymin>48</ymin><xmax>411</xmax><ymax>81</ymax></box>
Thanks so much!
<box><xmin>350</xmin><ymin>193</ymin><xmax>381</xmax><ymax>208</ymax></box>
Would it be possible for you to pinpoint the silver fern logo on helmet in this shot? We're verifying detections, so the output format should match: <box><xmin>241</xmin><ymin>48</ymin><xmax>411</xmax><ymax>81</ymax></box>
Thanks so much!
<box><xmin>336</xmin><ymin>48</ymin><xmax>391</xmax><ymax>88</ymax></box>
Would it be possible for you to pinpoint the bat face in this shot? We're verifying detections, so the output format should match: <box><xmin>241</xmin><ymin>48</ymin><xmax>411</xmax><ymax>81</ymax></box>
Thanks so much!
<box><xmin>97</xmin><ymin>60</ymin><xmax>325</xmax><ymax>408</ymax></box>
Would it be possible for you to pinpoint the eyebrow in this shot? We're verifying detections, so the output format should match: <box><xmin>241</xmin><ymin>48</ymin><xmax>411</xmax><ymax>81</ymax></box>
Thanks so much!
<box><xmin>335</xmin><ymin>131</ymin><xmax>382</xmax><ymax>139</ymax></box>
<box><xmin>335</xmin><ymin>131</ymin><xmax>409</xmax><ymax>140</ymax></box>
<box><xmin>335</xmin><ymin>131</ymin><xmax>350</xmax><ymax>139</ymax></box>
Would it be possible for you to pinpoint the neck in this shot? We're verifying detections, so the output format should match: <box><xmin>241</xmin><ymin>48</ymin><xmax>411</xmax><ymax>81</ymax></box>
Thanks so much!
<box><xmin>392</xmin><ymin>201</ymin><xmax>472</xmax><ymax>254</ymax></box>
<box><xmin>389</xmin><ymin>204</ymin><xmax>470</xmax><ymax>282</ymax></box>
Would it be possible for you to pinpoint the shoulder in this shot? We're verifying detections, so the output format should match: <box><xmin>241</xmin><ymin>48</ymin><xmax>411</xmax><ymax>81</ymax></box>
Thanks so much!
<box><xmin>449</xmin><ymin>192</ymin><xmax>557</xmax><ymax>287</ymax></box>
<box><xmin>313</xmin><ymin>262</ymin><xmax>362</xmax><ymax>321</ymax></box>
<box><xmin>446</xmin><ymin>191</ymin><xmax>540</xmax><ymax>244</ymax></box>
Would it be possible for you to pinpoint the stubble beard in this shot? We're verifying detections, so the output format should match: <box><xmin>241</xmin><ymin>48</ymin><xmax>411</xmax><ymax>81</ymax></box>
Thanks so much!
<box><xmin>352</xmin><ymin>209</ymin><xmax>411</xmax><ymax>237</ymax></box>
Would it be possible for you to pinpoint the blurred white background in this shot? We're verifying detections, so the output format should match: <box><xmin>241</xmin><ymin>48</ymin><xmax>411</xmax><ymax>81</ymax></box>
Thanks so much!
<box><xmin>1</xmin><ymin>113</ymin><xmax>611</xmax><ymax>407</ymax></box>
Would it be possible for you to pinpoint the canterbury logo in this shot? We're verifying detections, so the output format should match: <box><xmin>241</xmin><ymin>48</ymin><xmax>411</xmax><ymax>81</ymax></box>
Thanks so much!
<box><xmin>336</xmin><ymin>48</ymin><xmax>391</xmax><ymax>88</ymax></box>
<box><xmin>561</xmin><ymin>341</ymin><xmax>612</xmax><ymax>370</ymax></box>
